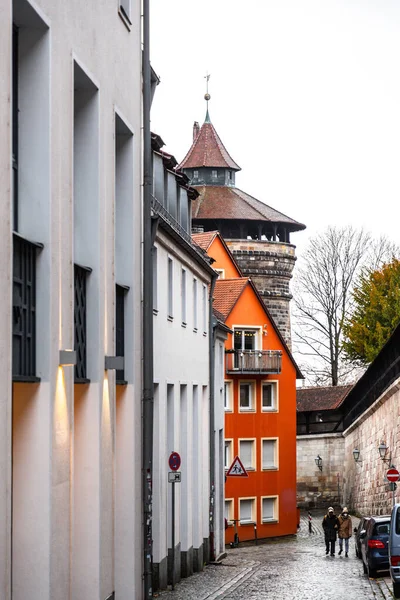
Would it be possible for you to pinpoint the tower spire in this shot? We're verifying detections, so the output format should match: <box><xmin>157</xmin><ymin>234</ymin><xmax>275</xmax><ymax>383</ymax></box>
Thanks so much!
<box><xmin>204</xmin><ymin>72</ymin><xmax>211</xmax><ymax>123</ymax></box>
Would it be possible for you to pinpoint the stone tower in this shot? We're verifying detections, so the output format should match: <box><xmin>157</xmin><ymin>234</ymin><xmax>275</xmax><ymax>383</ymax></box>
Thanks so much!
<box><xmin>179</xmin><ymin>107</ymin><xmax>305</xmax><ymax>346</ymax></box>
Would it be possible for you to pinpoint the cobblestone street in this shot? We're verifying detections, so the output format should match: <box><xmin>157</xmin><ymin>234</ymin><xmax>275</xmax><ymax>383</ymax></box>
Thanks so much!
<box><xmin>155</xmin><ymin>514</ymin><xmax>395</xmax><ymax>599</ymax></box>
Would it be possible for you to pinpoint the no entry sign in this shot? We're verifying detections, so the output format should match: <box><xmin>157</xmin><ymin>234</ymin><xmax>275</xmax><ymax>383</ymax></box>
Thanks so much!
<box><xmin>386</xmin><ymin>468</ymin><xmax>400</xmax><ymax>482</ymax></box>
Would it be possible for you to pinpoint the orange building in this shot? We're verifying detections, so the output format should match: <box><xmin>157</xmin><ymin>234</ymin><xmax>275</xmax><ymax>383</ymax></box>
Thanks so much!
<box><xmin>193</xmin><ymin>231</ymin><xmax>302</xmax><ymax>542</ymax></box>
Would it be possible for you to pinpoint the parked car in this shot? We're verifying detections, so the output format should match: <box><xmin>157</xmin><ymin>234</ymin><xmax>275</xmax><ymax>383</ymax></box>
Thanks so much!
<box><xmin>360</xmin><ymin>515</ymin><xmax>391</xmax><ymax>578</ymax></box>
<box><xmin>389</xmin><ymin>504</ymin><xmax>400</xmax><ymax>598</ymax></box>
<box><xmin>354</xmin><ymin>517</ymin><xmax>370</xmax><ymax>558</ymax></box>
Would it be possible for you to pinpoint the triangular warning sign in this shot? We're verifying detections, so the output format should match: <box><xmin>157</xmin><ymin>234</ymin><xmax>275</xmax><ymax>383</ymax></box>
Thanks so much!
<box><xmin>226</xmin><ymin>455</ymin><xmax>248</xmax><ymax>477</ymax></box>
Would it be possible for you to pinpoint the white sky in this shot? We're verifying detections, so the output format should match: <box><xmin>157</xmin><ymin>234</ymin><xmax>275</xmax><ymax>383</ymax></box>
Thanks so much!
<box><xmin>150</xmin><ymin>0</ymin><xmax>400</xmax><ymax>257</ymax></box>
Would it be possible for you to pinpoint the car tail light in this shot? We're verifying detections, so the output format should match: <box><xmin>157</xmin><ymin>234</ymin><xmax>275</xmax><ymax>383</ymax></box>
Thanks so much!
<box><xmin>368</xmin><ymin>540</ymin><xmax>385</xmax><ymax>549</ymax></box>
<box><xmin>391</xmin><ymin>556</ymin><xmax>400</xmax><ymax>566</ymax></box>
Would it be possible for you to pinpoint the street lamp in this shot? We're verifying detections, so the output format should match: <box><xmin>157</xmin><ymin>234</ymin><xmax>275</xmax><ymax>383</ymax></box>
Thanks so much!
<box><xmin>315</xmin><ymin>455</ymin><xmax>323</xmax><ymax>471</ymax></box>
<box><xmin>353</xmin><ymin>448</ymin><xmax>361</xmax><ymax>463</ymax></box>
<box><xmin>378</xmin><ymin>441</ymin><xmax>392</xmax><ymax>465</ymax></box>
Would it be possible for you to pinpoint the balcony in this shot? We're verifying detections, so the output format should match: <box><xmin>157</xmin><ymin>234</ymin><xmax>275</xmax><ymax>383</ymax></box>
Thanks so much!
<box><xmin>225</xmin><ymin>349</ymin><xmax>282</xmax><ymax>374</ymax></box>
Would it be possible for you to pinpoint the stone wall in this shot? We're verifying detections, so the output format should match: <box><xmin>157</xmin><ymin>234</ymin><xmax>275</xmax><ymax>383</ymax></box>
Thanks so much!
<box><xmin>226</xmin><ymin>240</ymin><xmax>296</xmax><ymax>347</ymax></box>
<box><xmin>296</xmin><ymin>434</ymin><xmax>345</xmax><ymax>509</ymax></box>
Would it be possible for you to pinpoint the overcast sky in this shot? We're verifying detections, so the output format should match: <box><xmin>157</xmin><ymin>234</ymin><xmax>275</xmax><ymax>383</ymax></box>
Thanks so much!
<box><xmin>150</xmin><ymin>0</ymin><xmax>400</xmax><ymax>257</ymax></box>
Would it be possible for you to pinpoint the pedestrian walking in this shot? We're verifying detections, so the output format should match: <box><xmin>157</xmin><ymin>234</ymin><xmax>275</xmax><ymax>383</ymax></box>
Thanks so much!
<box><xmin>322</xmin><ymin>506</ymin><xmax>340</xmax><ymax>556</ymax></box>
<box><xmin>338</xmin><ymin>507</ymin><xmax>352</xmax><ymax>557</ymax></box>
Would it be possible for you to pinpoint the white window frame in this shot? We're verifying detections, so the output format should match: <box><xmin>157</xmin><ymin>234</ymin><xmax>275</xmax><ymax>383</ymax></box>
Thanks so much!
<box><xmin>239</xmin><ymin>438</ymin><xmax>256</xmax><ymax>471</ymax></box>
<box><xmin>214</xmin><ymin>268</ymin><xmax>225</xmax><ymax>279</ymax></box>
<box><xmin>167</xmin><ymin>257</ymin><xmax>173</xmax><ymax>320</ymax></box>
<box><xmin>225</xmin><ymin>498</ymin><xmax>234</xmax><ymax>524</ymax></box>
<box><xmin>193</xmin><ymin>278</ymin><xmax>198</xmax><ymax>332</ymax></box>
<box><xmin>232</xmin><ymin>326</ymin><xmax>261</xmax><ymax>351</ymax></box>
<box><xmin>261</xmin><ymin>496</ymin><xmax>279</xmax><ymax>523</ymax></box>
<box><xmin>239</xmin><ymin>497</ymin><xmax>256</xmax><ymax>525</ymax></box>
<box><xmin>224</xmin><ymin>380</ymin><xmax>233</xmax><ymax>412</ymax></box>
<box><xmin>202</xmin><ymin>284</ymin><xmax>207</xmax><ymax>335</ymax></box>
<box><xmin>211</xmin><ymin>169</ymin><xmax>218</xmax><ymax>179</ymax></box>
<box><xmin>152</xmin><ymin>246</ymin><xmax>158</xmax><ymax>313</ymax></box>
<box><xmin>224</xmin><ymin>438</ymin><xmax>233</xmax><ymax>470</ymax></box>
<box><xmin>193</xmin><ymin>169</ymin><xmax>199</xmax><ymax>179</ymax></box>
<box><xmin>261</xmin><ymin>380</ymin><xmax>279</xmax><ymax>412</ymax></box>
<box><xmin>239</xmin><ymin>380</ymin><xmax>256</xmax><ymax>412</ymax></box>
<box><xmin>261</xmin><ymin>438</ymin><xmax>278</xmax><ymax>470</ymax></box>
<box><xmin>181</xmin><ymin>268</ymin><xmax>187</xmax><ymax>325</ymax></box>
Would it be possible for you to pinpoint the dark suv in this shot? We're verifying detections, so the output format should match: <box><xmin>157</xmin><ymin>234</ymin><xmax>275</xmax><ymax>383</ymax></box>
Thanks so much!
<box><xmin>360</xmin><ymin>516</ymin><xmax>391</xmax><ymax>578</ymax></box>
<box><xmin>355</xmin><ymin>517</ymin><xmax>370</xmax><ymax>558</ymax></box>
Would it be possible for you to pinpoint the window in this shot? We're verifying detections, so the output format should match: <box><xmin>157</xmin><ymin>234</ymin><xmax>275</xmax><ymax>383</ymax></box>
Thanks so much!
<box><xmin>224</xmin><ymin>381</ymin><xmax>233</xmax><ymax>411</ymax></box>
<box><xmin>119</xmin><ymin>0</ymin><xmax>131</xmax><ymax>24</ymax></box>
<box><xmin>202</xmin><ymin>284</ymin><xmax>207</xmax><ymax>334</ymax></box>
<box><xmin>116</xmin><ymin>284</ymin><xmax>127</xmax><ymax>383</ymax></box>
<box><xmin>181</xmin><ymin>268</ymin><xmax>186</xmax><ymax>325</ymax></box>
<box><xmin>262</xmin><ymin>381</ymin><xmax>278</xmax><ymax>411</ymax></box>
<box><xmin>239</xmin><ymin>381</ymin><xmax>255</xmax><ymax>411</ymax></box>
<box><xmin>193</xmin><ymin>170</ymin><xmax>198</xmax><ymax>179</ymax></box>
<box><xmin>239</xmin><ymin>440</ymin><xmax>255</xmax><ymax>470</ymax></box>
<box><xmin>211</xmin><ymin>169</ymin><xmax>218</xmax><ymax>179</ymax></box>
<box><xmin>239</xmin><ymin>498</ymin><xmax>255</xmax><ymax>524</ymax></box>
<box><xmin>74</xmin><ymin>264</ymin><xmax>91</xmax><ymax>382</ymax></box>
<box><xmin>193</xmin><ymin>278</ymin><xmax>198</xmax><ymax>331</ymax></box>
<box><xmin>152</xmin><ymin>247</ymin><xmax>158</xmax><ymax>312</ymax></box>
<box><xmin>167</xmin><ymin>257</ymin><xmax>173</xmax><ymax>319</ymax></box>
<box><xmin>262</xmin><ymin>439</ymin><xmax>278</xmax><ymax>469</ymax></box>
<box><xmin>224</xmin><ymin>439</ymin><xmax>233</xmax><ymax>470</ymax></box>
<box><xmin>214</xmin><ymin>268</ymin><xmax>225</xmax><ymax>279</ymax></box>
<box><xmin>225</xmin><ymin>499</ymin><xmax>233</xmax><ymax>523</ymax></box>
<box><xmin>234</xmin><ymin>328</ymin><xmax>258</xmax><ymax>351</ymax></box>
<box><xmin>261</xmin><ymin>496</ymin><xmax>278</xmax><ymax>522</ymax></box>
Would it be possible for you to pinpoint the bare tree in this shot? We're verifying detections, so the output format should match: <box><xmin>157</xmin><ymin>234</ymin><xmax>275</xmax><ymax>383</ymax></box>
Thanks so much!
<box><xmin>293</xmin><ymin>226</ymin><xmax>371</xmax><ymax>386</ymax></box>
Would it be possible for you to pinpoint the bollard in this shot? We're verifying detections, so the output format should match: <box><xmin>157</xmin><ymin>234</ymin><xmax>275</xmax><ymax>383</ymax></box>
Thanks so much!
<box><xmin>308</xmin><ymin>511</ymin><xmax>312</xmax><ymax>534</ymax></box>
<box><xmin>253</xmin><ymin>522</ymin><xmax>258</xmax><ymax>545</ymax></box>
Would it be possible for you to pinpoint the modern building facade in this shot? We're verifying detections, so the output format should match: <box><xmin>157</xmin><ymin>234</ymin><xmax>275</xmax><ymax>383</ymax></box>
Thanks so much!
<box><xmin>180</xmin><ymin>108</ymin><xmax>306</xmax><ymax>346</ymax></box>
<box><xmin>1</xmin><ymin>1</ymin><xmax>143</xmax><ymax>599</ymax></box>
<box><xmin>194</xmin><ymin>231</ymin><xmax>302</xmax><ymax>541</ymax></box>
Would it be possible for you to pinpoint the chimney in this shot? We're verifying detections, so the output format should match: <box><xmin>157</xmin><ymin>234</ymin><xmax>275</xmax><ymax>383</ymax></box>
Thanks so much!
<box><xmin>193</xmin><ymin>121</ymin><xmax>200</xmax><ymax>141</ymax></box>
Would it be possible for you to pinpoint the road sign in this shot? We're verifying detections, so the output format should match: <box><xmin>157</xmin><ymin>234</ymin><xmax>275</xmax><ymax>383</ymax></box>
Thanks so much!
<box><xmin>386</xmin><ymin>468</ymin><xmax>400</xmax><ymax>482</ymax></box>
<box><xmin>226</xmin><ymin>455</ymin><xmax>248</xmax><ymax>477</ymax></box>
<box><xmin>169</xmin><ymin>451</ymin><xmax>181</xmax><ymax>471</ymax></box>
<box><xmin>168</xmin><ymin>471</ymin><xmax>181</xmax><ymax>483</ymax></box>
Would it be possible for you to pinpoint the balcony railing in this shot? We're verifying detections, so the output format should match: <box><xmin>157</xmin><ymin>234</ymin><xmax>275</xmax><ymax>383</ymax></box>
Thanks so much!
<box><xmin>225</xmin><ymin>349</ymin><xmax>282</xmax><ymax>374</ymax></box>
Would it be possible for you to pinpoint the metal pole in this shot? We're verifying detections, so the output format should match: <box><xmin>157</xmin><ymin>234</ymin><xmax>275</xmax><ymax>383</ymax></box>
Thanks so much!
<box><xmin>171</xmin><ymin>481</ymin><xmax>175</xmax><ymax>590</ymax></box>
<box><xmin>142</xmin><ymin>0</ymin><xmax>154</xmax><ymax>596</ymax></box>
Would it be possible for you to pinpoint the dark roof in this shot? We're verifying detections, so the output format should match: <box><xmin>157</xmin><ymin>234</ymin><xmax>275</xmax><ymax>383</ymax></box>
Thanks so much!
<box><xmin>296</xmin><ymin>385</ymin><xmax>353</xmax><ymax>413</ymax></box>
<box><xmin>178</xmin><ymin>120</ymin><xmax>241</xmax><ymax>171</ymax></box>
<box><xmin>192</xmin><ymin>186</ymin><xmax>306</xmax><ymax>231</ymax></box>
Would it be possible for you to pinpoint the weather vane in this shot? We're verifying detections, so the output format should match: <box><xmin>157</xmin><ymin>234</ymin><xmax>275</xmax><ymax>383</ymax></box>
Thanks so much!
<box><xmin>204</xmin><ymin>72</ymin><xmax>211</xmax><ymax>104</ymax></box>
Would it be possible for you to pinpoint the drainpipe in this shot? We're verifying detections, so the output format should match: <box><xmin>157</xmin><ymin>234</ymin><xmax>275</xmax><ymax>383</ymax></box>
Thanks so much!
<box><xmin>142</xmin><ymin>0</ymin><xmax>153</xmax><ymax>596</ymax></box>
<box><xmin>209</xmin><ymin>273</ymin><xmax>217</xmax><ymax>562</ymax></box>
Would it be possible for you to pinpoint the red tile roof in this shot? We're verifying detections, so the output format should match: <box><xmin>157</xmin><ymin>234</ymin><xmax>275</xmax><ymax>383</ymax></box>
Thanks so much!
<box><xmin>213</xmin><ymin>278</ymin><xmax>249</xmax><ymax>320</ymax></box>
<box><xmin>192</xmin><ymin>186</ymin><xmax>306</xmax><ymax>230</ymax></box>
<box><xmin>192</xmin><ymin>231</ymin><xmax>218</xmax><ymax>251</ymax></box>
<box><xmin>296</xmin><ymin>385</ymin><xmax>353</xmax><ymax>412</ymax></box>
<box><xmin>178</xmin><ymin>121</ymin><xmax>241</xmax><ymax>171</ymax></box>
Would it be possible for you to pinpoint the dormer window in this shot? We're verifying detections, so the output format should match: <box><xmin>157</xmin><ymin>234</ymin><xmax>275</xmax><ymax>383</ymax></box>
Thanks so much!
<box><xmin>193</xmin><ymin>170</ymin><xmax>198</xmax><ymax>179</ymax></box>
<box><xmin>211</xmin><ymin>169</ymin><xmax>218</xmax><ymax>179</ymax></box>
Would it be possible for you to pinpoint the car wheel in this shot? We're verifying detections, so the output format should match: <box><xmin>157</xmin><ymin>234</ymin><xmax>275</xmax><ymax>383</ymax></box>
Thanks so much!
<box><xmin>393</xmin><ymin>583</ymin><xmax>400</xmax><ymax>599</ymax></box>
<box><xmin>367</xmin><ymin>564</ymin><xmax>377</xmax><ymax>579</ymax></box>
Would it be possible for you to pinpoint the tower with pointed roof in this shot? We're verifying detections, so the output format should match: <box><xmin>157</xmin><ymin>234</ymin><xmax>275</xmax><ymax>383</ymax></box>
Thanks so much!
<box><xmin>179</xmin><ymin>93</ymin><xmax>305</xmax><ymax>346</ymax></box>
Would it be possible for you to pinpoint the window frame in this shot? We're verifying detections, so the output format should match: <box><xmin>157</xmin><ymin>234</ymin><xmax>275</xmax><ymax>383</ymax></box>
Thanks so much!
<box><xmin>193</xmin><ymin>277</ymin><xmax>198</xmax><ymax>332</ymax></box>
<box><xmin>261</xmin><ymin>495</ymin><xmax>279</xmax><ymax>524</ymax></box>
<box><xmin>118</xmin><ymin>0</ymin><xmax>132</xmax><ymax>27</ymax></box>
<box><xmin>224</xmin><ymin>438</ymin><xmax>233</xmax><ymax>470</ymax></box>
<box><xmin>238</xmin><ymin>380</ymin><xmax>256</xmax><ymax>412</ymax></box>
<box><xmin>239</xmin><ymin>497</ymin><xmax>256</xmax><ymax>525</ymax></box>
<box><xmin>261</xmin><ymin>437</ymin><xmax>278</xmax><ymax>470</ymax></box>
<box><xmin>239</xmin><ymin>438</ymin><xmax>256</xmax><ymax>471</ymax></box>
<box><xmin>261</xmin><ymin>380</ymin><xmax>279</xmax><ymax>412</ymax></box>
<box><xmin>224</xmin><ymin>380</ymin><xmax>233</xmax><ymax>412</ymax></box>
<box><xmin>233</xmin><ymin>326</ymin><xmax>261</xmax><ymax>352</ymax></box>
<box><xmin>225</xmin><ymin>498</ymin><xmax>234</xmax><ymax>524</ymax></box>
<box><xmin>202</xmin><ymin>283</ymin><xmax>207</xmax><ymax>335</ymax></box>
<box><xmin>167</xmin><ymin>256</ymin><xmax>173</xmax><ymax>320</ymax></box>
<box><xmin>181</xmin><ymin>267</ymin><xmax>187</xmax><ymax>326</ymax></box>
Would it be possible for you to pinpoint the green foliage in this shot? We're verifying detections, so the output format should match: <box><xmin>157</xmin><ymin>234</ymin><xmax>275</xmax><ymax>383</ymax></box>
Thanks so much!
<box><xmin>343</xmin><ymin>259</ymin><xmax>400</xmax><ymax>364</ymax></box>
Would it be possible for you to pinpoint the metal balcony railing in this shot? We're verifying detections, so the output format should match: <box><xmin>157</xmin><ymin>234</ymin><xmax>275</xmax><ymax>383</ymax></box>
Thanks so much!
<box><xmin>225</xmin><ymin>349</ymin><xmax>282</xmax><ymax>374</ymax></box>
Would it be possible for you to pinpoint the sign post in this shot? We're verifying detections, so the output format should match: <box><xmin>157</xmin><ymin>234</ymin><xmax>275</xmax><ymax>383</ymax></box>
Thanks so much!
<box><xmin>386</xmin><ymin>468</ymin><xmax>399</xmax><ymax>507</ymax></box>
<box><xmin>168</xmin><ymin>452</ymin><xmax>181</xmax><ymax>590</ymax></box>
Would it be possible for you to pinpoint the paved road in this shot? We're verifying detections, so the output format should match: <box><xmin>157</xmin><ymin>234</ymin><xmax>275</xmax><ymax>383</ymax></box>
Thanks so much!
<box><xmin>155</xmin><ymin>513</ymin><xmax>395</xmax><ymax>599</ymax></box>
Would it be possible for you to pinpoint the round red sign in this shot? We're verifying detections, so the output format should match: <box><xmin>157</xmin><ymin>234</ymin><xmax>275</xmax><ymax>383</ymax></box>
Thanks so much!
<box><xmin>386</xmin><ymin>468</ymin><xmax>400</xmax><ymax>482</ymax></box>
<box><xmin>169</xmin><ymin>451</ymin><xmax>181</xmax><ymax>472</ymax></box>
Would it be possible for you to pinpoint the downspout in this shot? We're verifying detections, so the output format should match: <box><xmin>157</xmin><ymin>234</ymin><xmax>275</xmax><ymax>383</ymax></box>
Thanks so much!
<box><xmin>208</xmin><ymin>273</ymin><xmax>217</xmax><ymax>562</ymax></box>
<box><xmin>142</xmin><ymin>0</ymin><xmax>153</xmax><ymax>596</ymax></box>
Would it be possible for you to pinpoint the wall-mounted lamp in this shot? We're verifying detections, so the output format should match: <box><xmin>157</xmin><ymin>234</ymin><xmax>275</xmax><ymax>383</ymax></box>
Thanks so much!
<box><xmin>59</xmin><ymin>349</ymin><xmax>77</xmax><ymax>366</ymax></box>
<box><xmin>315</xmin><ymin>455</ymin><xmax>323</xmax><ymax>471</ymax></box>
<box><xmin>105</xmin><ymin>356</ymin><xmax>124</xmax><ymax>370</ymax></box>
<box><xmin>378</xmin><ymin>441</ymin><xmax>393</xmax><ymax>465</ymax></box>
<box><xmin>353</xmin><ymin>448</ymin><xmax>362</xmax><ymax>464</ymax></box>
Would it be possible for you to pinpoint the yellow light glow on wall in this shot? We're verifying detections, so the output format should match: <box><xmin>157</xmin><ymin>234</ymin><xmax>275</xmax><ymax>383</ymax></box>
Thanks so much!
<box><xmin>55</xmin><ymin>367</ymin><xmax>69</xmax><ymax>448</ymax></box>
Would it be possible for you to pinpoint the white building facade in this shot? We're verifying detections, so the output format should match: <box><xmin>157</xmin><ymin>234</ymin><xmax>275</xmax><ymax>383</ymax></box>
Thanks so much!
<box><xmin>151</xmin><ymin>140</ymin><xmax>227</xmax><ymax>589</ymax></box>
<box><xmin>1</xmin><ymin>1</ymin><xmax>143</xmax><ymax>599</ymax></box>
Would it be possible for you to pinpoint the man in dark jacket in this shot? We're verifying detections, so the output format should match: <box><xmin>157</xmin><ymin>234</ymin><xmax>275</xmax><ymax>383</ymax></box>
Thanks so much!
<box><xmin>322</xmin><ymin>507</ymin><xmax>340</xmax><ymax>556</ymax></box>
